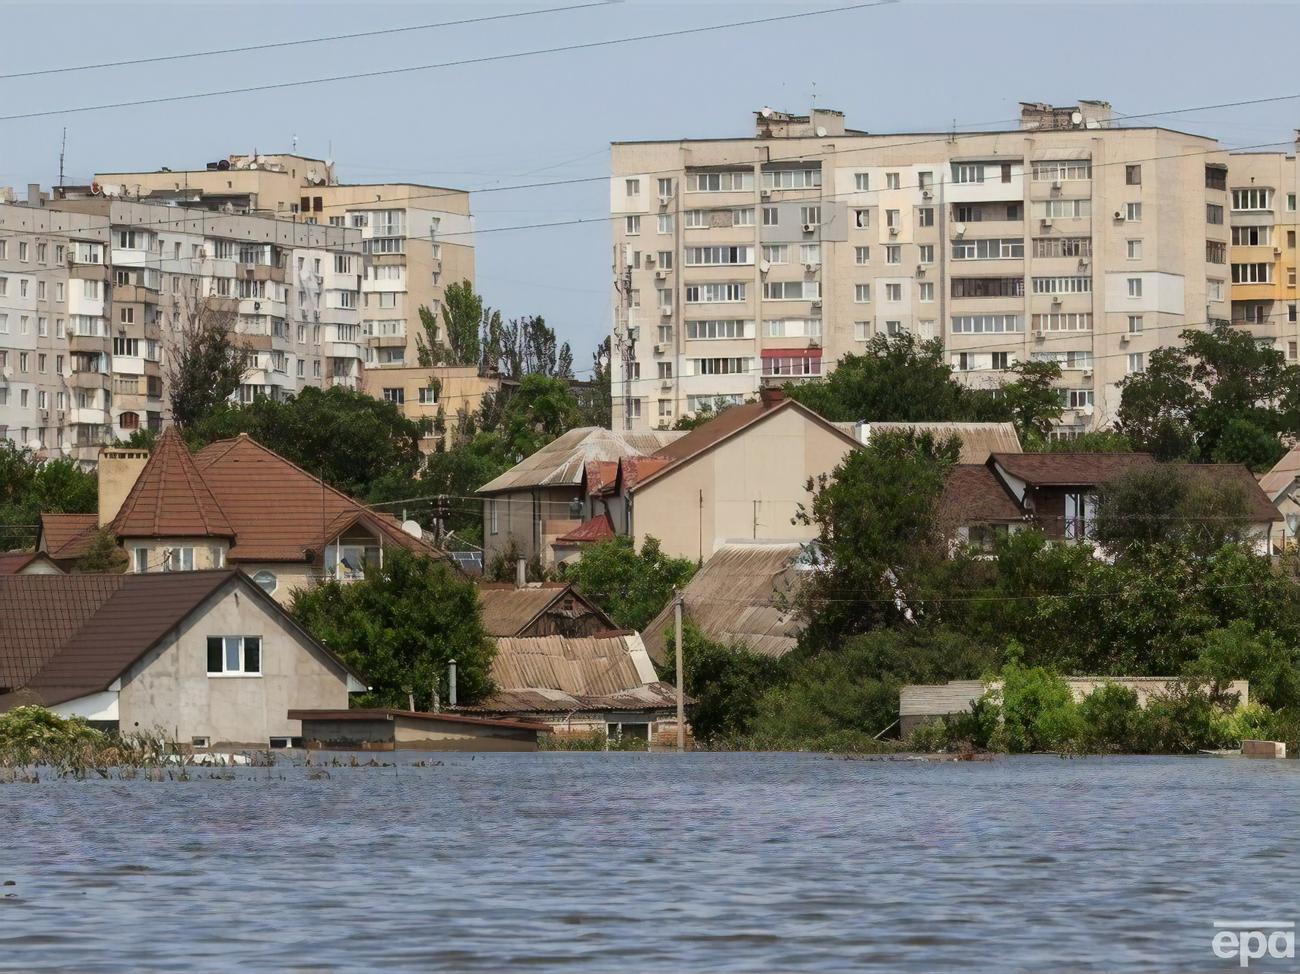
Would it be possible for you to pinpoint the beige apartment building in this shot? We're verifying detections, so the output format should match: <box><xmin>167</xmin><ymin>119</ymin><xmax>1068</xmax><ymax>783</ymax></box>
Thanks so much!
<box><xmin>92</xmin><ymin>155</ymin><xmax>477</xmax><ymax>433</ymax></box>
<box><xmin>610</xmin><ymin>101</ymin><xmax>1232</xmax><ymax>436</ymax></box>
<box><xmin>1226</xmin><ymin>147</ymin><xmax>1300</xmax><ymax>353</ymax></box>
<box><xmin>0</xmin><ymin>188</ymin><xmax>364</xmax><ymax>461</ymax></box>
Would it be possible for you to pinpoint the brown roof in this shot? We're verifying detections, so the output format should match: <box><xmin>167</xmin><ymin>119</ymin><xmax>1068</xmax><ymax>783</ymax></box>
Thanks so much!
<box><xmin>641</xmin><ymin>542</ymin><xmax>808</xmax><ymax>662</ymax></box>
<box><xmin>617</xmin><ymin>456</ymin><xmax>673</xmax><ymax>491</ymax></box>
<box><xmin>39</xmin><ymin>513</ymin><xmax>99</xmax><ymax>561</ymax></box>
<box><xmin>553</xmin><ymin>513</ymin><xmax>616</xmax><ymax>545</ymax></box>
<box><xmin>583</xmin><ymin>460</ymin><xmax>619</xmax><ymax>497</ymax></box>
<box><xmin>1169</xmin><ymin>463</ymin><xmax>1281</xmax><ymax>524</ymax></box>
<box><xmin>989</xmin><ymin>452</ymin><xmax>1155</xmax><ymax>487</ymax></box>
<box><xmin>0</xmin><ymin>570</ymin><xmax>364</xmax><ymax>706</ymax></box>
<box><xmin>113</xmin><ymin>427</ymin><xmax>235</xmax><ymax>539</ymax></box>
<box><xmin>476</xmin><ymin>583</ymin><xmax>614</xmax><ymax>637</ymax></box>
<box><xmin>187</xmin><ymin>434</ymin><xmax>439</xmax><ymax>563</ymax></box>
<box><xmin>937</xmin><ymin>464</ymin><xmax>1026</xmax><ymax>528</ymax></box>
<box><xmin>489</xmin><ymin>633</ymin><xmax>659</xmax><ymax>697</ymax></box>
<box><xmin>468</xmin><ymin>681</ymin><xmax>683</xmax><ymax>715</ymax></box>
<box><xmin>0</xmin><ymin>552</ymin><xmax>59</xmax><ymax>575</ymax></box>
<box><xmin>635</xmin><ymin>397</ymin><xmax>859</xmax><ymax>492</ymax></box>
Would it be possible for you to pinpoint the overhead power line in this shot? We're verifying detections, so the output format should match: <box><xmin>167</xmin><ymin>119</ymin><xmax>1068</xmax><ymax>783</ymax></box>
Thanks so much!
<box><xmin>0</xmin><ymin>1</ymin><xmax>898</xmax><ymax>123</ymax></box>
<box><xmin>0</xmin><ymin>2</ymin><xmax>616</xmax><ymax>81</ymax></box>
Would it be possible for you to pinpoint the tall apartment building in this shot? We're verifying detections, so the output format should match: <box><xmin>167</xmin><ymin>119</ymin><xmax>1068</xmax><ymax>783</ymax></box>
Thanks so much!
<box><xmin>93</xmin><ymin>155</ymin><xmax>475</xmax><ymax>380</ymax></box>
<box><xmin>0</xmin><ymin>187</ymin><xmax>364</xmax><ymax>462</ymax></box>
<box><xmin>610</xmin><ymin>101</ymin><xmax>1231</xmax><ymax>434</ymax></box>
<box><xmin>1227</xmin><ymin>147</ymin><xmax>1300</xmax><ymax>355</ymax></box>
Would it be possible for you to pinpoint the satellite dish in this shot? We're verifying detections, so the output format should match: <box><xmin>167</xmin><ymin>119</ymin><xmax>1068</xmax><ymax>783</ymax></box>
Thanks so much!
<box><xmin>761</xmin><ymin>107</ymin><xmax>774</xmax><ymax>118</ymax></box>
<box><xmin>955</xmin><ymin>223</ymin><xmax>967</xmax><ymax>236</ymax></box>
<box><xmin>401</xmin><ymin>520</ymin><xmax>423</xmax><ymax>539</ymax></box>
<box><xmin>815</xmin><ymin>126</ymin><xmax>828</xmax><ymax>138</ymax></box>
<box><xmin>1070</xmin><ymin>110</ymin><xmax>1083</xmax><ymax>125</ymax></box>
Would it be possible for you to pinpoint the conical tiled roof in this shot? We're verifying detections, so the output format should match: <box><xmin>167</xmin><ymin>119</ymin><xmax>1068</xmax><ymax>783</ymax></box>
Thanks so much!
<box><xmin>113</xmin><ymin>428</ymin><xmax>236</xmax><ymax>539</ymax></box>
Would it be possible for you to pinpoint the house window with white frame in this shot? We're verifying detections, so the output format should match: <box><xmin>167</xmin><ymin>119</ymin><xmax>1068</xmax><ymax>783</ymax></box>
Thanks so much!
<box><xmin>624</xmin><ymin>215</ymin><xmax>640</xmax><ymax>235</ymax></box>
<box><xmin>165</xmin><ymin>547</ymin><xmax>194</xmax><ymax>572</ymax></box>
<box><xmin>207</xmin><ymin>636</ymin><xmax>262</xmax><ymax>676</ymax></box>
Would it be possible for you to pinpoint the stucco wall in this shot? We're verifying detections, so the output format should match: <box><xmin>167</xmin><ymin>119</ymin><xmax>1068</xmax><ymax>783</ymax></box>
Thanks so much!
<box><xmin>117</xmin><ymin>582</ymin><xmax>350</xmax><ymax>747</ymax></box>
<box><xmin>632</xmin><ymin>408</ymin><xmax>854</xmax><ymax>560</ymax></box>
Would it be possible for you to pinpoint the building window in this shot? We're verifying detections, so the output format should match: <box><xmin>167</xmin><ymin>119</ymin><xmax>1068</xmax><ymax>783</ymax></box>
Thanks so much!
<box><xmin>886</xmin><ymin>172</ymin><xmax>900</xmax><ymax>190</ymax></box>
<box><xmin>1127</xmin><ymin>278</ymin><xmax>1143</xmax><ymax>298</ymax></box>
<box><xmin>885</xmin><ymin>209</ymin><xmax>899</xmax><ymax>229</ymax></box>
<box><xmin>382</xmin><ymin>387</ymin><xmax>406</xmax><ymax>405</ymax></box>
<box><xmin>917</xmin><ymin>207</ymin><xmax>934</xmax><ymax>228</ymax></box>
<box><xmin>252</xmin><ymin>570</ymin><xmax>277</xmax><ymax>594</ymax></box>
<box><xmin>133</xmin><ymin>548</ymin><xmax>149</xmax><ymax>574</ymax></box>
<box><xmin>625</xmin><ymin>215</ymin><xmax>640</xmax><ymax>235</ymax></box>
<box><xmin>625</xmin><ymin>178</ymin><xmax>640</xmax><ymax>196</ymax></box>
<box><xmin>165</xmin><ymin>547</ymin><xmax>194</xmax><ymax>572</ymax></box>
<box><xmin>207</xmin><ymin>636</ymin><xmax>262</xmax><ymax>676</ymax></box>
<box><xmin>855</xmin><ymin>246</ymin><xmax>870</xmax><ymax>265</ymax></box>
<box><xmin>657</xmin><ymin>362</ymin><xmax>673</xmax><ymax>379</ymax></box>
<box><xmin>885</xmin><ymin>245</ymin><xmax>901</xmax><ymax>264</ymax></box>
<box><xmin>1231</xmin><ymin>263</ymin><xmax>1272</xmax><ymax>284</ymax></box>
<box><xmin>800</xmin><ymin>206</ymin><xmax>821</xmax><ymax>226</ymax></box>
<box><xmin>657</xmin><ymin>213</ymin><xmax>673</xmax><ymax>234</ymax></box>
<box><xmin>919</xmin><ymin>282</ymin><xmax>935</xmax><ymax>302</ymax></box>
<box><xmin>1125</xmin><ymin>164</ymin><xmax>1142</xmax><ymax>186</ymax></box>
<box><xmin>489</xmin><ymin>499</ymin><xmax>499</xmax><ymax>535</ymax></box>
<box><xmin>1205</xmin><ymin>166</ymin><xmax>1227</xmax><ymax>191</ymax></box>
<box><xmin>418</xmin><ymin>386</ymin><xmax>438</xmax><ymax>405</ymax></box>
<box><xmin>212</xmin><ymin>547</ymin><xmax>226</xmax><ymax>569</ymax></box>
<box><xmin>1126</xmin><ymin>240</ymin><xmax>1142</xmax><ymax>260</ymax></box>
<box><xmin>1232</xmin><ymin>226</ymin><xmax>1272</xmax><ymax>246</ymax></box>
<box><xmin>1232</xmin><ymin>188</ymin><xmax>1273</xmax><ymax>211</ymax></box>
<box><xmin>854</xmin><ymin>172</ymin><xmax>870</xmax><ymax>191</ymax></box>
<box><xmin>854</xmin><ymin>284</ymin><xmax>871</xmax><ymax>303</ymax></box>
<box><xmin>1128</xmin><ymin>315</ymin><xmax>1144</xmax><ymax>334</ymax></box>
<box><xmin>918</xmin><ymin>244</ymin><xmax>934</xmax><ymax>264</ymax></box>
<box><xmin>854</xmin><ymin>208</ymin><xmax>870</xmax><ymax>228</ymax></box>
<box><xmin>885</xmin><ymin>283</ymin><xmax>902</xmax><ymax>302</ymax></box>
<box><xmin>1125</xmin><ymin>202</ymin><xmax>1142</xmax><ymax>222</ymax></box>
<box><xmin>1206</xmin><ymin>203</ymin><xmax>1224</xmax><ymax>225</ymax></box>
<box><xmin>762</xmin><ymin>207</ymin><xmax>778</xmax><ymax>227</ymax></box>
<box><xmin>1206</xmin><ymin>241</ymin><xmax>1227</xmax><ymax>264</ymax></box>
<box><xmin>628</xmin><ymin>399</ymin><xmax>642</xmax><ymax>420</ymax></box>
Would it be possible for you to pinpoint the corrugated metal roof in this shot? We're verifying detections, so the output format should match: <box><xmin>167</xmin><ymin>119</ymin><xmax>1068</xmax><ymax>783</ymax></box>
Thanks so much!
<box><xmin>490</xmin><ymin>632</ymin><xmax>659</xmax><ymax>696</ymax></box>
<box><xmin>642</xmin><ymin>542</ymin><xmax>807</xmax><ymax>663</ymax></box>
<box><xmin>863</xmin><ymin>422</ymin><xmax>1023</xmax><ymax>464</ymax></box>
<box><xmin>469</xmin><ymin>681</ymin><xmax>682</xmax><ymax>714</ymax></box>
<box><xmin>476</xmin><ymin>428</ymin><xmax>683</xmax><ymax>494</ymax></box>
<box><xmin>1260</xmin><ymin>447</ymin><xmax>1300</xmax><ymax>500</ymax></box>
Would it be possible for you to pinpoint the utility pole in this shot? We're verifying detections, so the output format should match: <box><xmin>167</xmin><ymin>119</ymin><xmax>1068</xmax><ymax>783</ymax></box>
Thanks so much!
<box><xmin>674</xmin><ymin>586</ymin><xmax>685</xmax><ymax>753</ymax></box>
<box><xmin>58</xmin><ymin>128</ymin><xmax>66</xmax><ymax>189</ymax></box>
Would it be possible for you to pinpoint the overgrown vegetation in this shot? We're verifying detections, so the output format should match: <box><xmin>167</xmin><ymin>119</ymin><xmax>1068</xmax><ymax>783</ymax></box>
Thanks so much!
<box><xmin>559</xmin><ymin>535</ymin><xmax>697</xmax><ymax>631</ymax></box>
<box><xmin>0</xmin><ymin>707</ymin><xmax>187</xmax><ymax>780</ymax></box>
<box><xmin>0</xmin><ymin>441</ymin><xmax>97</xmax><ymax>551</ymax></box>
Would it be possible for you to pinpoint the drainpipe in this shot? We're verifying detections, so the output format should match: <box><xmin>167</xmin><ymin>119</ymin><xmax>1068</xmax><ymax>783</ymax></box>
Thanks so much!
<box><xmin>448</xmin><ymin>659</ymin><xmax>457</xmax><ymax>708</ymax></box>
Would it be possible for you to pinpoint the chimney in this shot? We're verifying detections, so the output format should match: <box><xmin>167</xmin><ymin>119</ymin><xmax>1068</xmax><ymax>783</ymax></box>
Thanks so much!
<box><xmin>97</xmin><ymin>446</ymin><xmax>151</xmax><ymax>527</ymax></box>
<box><xmin>515</xmin><ymin>556</ymin><xmax>527</xmax><ymax>589</ymax></box>
<box><xmin>759</xmin><ymin>386</ymin><xmax>786</xmax><ymax>408</ymax></box>
<box><xmin>26</xmin><ymin>183</ymin><xmax>45</xmax><ymax>207</ymax></box>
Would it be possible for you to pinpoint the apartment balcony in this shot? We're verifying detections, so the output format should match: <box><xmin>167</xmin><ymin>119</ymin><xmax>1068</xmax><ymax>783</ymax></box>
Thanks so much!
<box><xmin>204</xmin><ymin>295</ymin><xmax>239</xmax><ymax>315</ymax></box>
<box><xmin>367</xmin><ymin>334</ymin><xmax>407</xmax><ymax>349</ymax></box>
<box><xmin>68</xmin><ymin>334</ymin><xmax>111</xmax><ymax>355</ymax></box>
<box><xmin>236</xmin><ymin>263</ymin><xmax>286</xmax><ymax>283</ymax></box>
<box><xmin>238</xmin><ymin>297</ymin><xmax>286</xmax><ymax>318</ymax></box>
<box><xmin>328</xmin><ymin>341</ymin><xmax>362</xmax><ymax>360</ymax></box>
<box><xmin>69</xmin><ymin>370</ymin><xmax>111</xmax><ymax>391</ymax></box>
<box><xmin>112</xmin><ymin>284</ymin><xmax>160</xmax><ymax>305</ymax></box>
<box><xmin>70</xmin><ymin>407</ymin><xmax>109</xmax><ymax>425</ymax></box>
<box><xmin>69</xmin><ymin>263</ymin><xmax>109</xmax><ymax>282</ymax></box>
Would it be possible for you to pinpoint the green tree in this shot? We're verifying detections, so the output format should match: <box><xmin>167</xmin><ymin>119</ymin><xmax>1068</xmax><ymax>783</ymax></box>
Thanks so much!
<box><xmin>165</xmin><ymin>295</ymin><xmax>246</xmax><ymax>429</ymax></box>
<box><xmin>0</xmin><ymin>442</ymin><xmax>97</xmax><ymax>549</ymax></box>
<box><xmin>1033</xmin><ymin>430</ymin><xmax>1133</xmax><ymax>453</ymax></box>
<box><xmin>1186</xmin><ymin>620</ymin><xmax>1300</xmax><ymax>711</ymax></box>
<box><xmin>74</xmin><ymin>528</ymin><xmax>128</xmax><ymax>573</ymax></box>
<box><xmin>416</xmin><ymin>280</ymin><xmax>485</xmax><ymax>368</ymax></box>
<box><xmin>1092</xmin><ymin>464</ymin><xmax>1254</xmax><ymax>559</ymax></box>
<box><xmin>786</xmin><ymin>334</ymin><xmax>1002</xmax><ymax>423</ymax></box>
<box><xmin>575</xmin><ymin>336</ymin><xmax>613</xmax><ymax>427</ymax></box>
<box><xmin>796</xmin><ymin>429</ymin><xmax>961</xmax><ymax>644</ymax></box>
<box><xmin>498</xmin><ymin>374</ymin><xmax>583</xmax><ymax>460</ymax></box>
<box><xmin>1117</xmin><ymin>322</ymin><xmax>1300</xmax><ymax>468</ymax></box>
<box><xmin>559</xmin><ymin>535</ymin><xmax>696</xmax><ymax>631</ymax></box>
<box><xmin>188</xmin><ymin>386</ymin><xmax>428</xmax><ymax>500</ymax></box>
<box><xmin>999</xmin><ymin>359</ymin><xmax>1064</xmax><ymax>442</ymax></box>
<box><xmin>290</xmin><ymin>550</ymin><xmax>495</xmax><ymax>710</ymax></box>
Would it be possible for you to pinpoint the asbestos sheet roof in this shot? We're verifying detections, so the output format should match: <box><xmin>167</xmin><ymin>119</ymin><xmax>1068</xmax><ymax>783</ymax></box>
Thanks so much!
<box><xmin>469</xmin><ymin>681</ymin><xmax>683</xmax><ymax>714</ymax></box>
<box><xmin>990</xmin><ymin>452</ymin><xmax>1154</xmax><ymax>487</ymax></box>
<box><xmin>477</xmin><ymin>428</ymin><xmax>683</xmax><ymax>494</ymax></box>
<box><xmin>489</xmin><ymin>632</ymin><xmax>659</xmax><ymax>696</ymax></box>
<box><xmin>864</xmin><ymin>422</ymin><xmax>1023</xmax><ymax>464</ymax></box>
<box><xmin>642</xmin><ymin>542</ymin><xmax>808</xmax><ymax>663</ymax></box>
<box><xmin>477</xmin><ymin>583</ymin><xmax>613</xmax><ymax>637</ymax></box>
<box><xmin>1260</xmin><ymin>447</ymin><xmax>1300</xmax><ymax>501</ymax></box>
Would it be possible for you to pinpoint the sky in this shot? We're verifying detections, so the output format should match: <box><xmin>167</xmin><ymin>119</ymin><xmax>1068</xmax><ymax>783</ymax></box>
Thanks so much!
<box><xmin>3</xmin><ymin>0</ymin><xmax>1299</xmax><ymax>380</ymax></box>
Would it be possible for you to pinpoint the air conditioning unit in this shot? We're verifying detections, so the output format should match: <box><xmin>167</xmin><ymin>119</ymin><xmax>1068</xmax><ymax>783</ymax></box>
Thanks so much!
<box><xmin>916</xmin><ymin>265</ymin><xmax>926</xmax><ymax>276</ymax></box>
<box><xmin>888</xmin><ymin>226</ymin><xmax>900</xmax><ymax>236</ymax></box>
<box><xmin>809</xmin><ymin>338</ymin><xmax>821</xmax><ymax>348</ymax></box>
<box><xmin>1041</xmin><ymin>218</ymin><xmax>1053</xmax><ymax>229</ymax></box>
<box><xmin>1078</xmin><ymin>258</ymin><xmax>1091</xmax><ymax>271</ymax></box>
<box><xmin>655</xmin><ymin>269</ymin><xmax>668</xmax><ymax>280</ymax></box>
<box><xmin>758</xmin><ymin>259</ymin><xmax>771</xmax><ymax>275</ymax></box>
<box><xmin>1113</xmin><ymin>210</ymin><xmax>1126</xmax><ymax>221</ymax></box>
<box><xmin>658</xmin><ymin>194</ymin><xmax>672</xmax><ymax>207</ymax></box>
<box><xmin>253</xmin><ymin>301</ymin><xmax>261</xmax><ymax>311</ymax></box>
<box><xmin>1082</xmin><ymin>403</ymin><xmax>1095</xmax><ymax>416</ymax></box>
<box><xmin>1034</xmin><ymin>328</ymin><xmax>1046</xmax><ymax>341</ymax></box>
<box><xmin>660</xmin><ymin>306</ymin><xmax>672</xmax><ymax>318</ymax></box>
<box><xmin>654</xmin><ymin>343</ymin><xmax>666</xmax><ymax>355</ymax></box>
<box><xmin>921</xmin><ymin>190</ymin><xmax>933</xmax><ymax>200</ymax></box>
<box><xmin>660</xmin><ymin>379</ymin><xmax>673</xmax><ymax>390</ymax></box>
<box><xmin>804</xmin><ymin>262</ymin><xmax>820</xmax><ymax>273</ymax></box>
<box><xmin>810</xmin><ymin>299</ymin><xmax>822</xmax><ymax>309</ymax></box>
<box><xmin>313</xmin><ymin>310</ymin><xmax>320</xmax><ymax>321</ymax></box>
<box><xmin>644</xmin><ymin>252</ymin><xmax>655</xmax><ymax>266</ymax></box>
<box><xmin>1051</xmin><ymin>179</ymin><xmax>1063</xmax><ymax>190</ymax></box>
<box><xmin>1082</xmin><ymin>369</ymin><xmax>1093</xmax><ymax>380</ymax></box>
<box><xmin>1120</xmin><ymin>333</ymin><xmax>1131</xmax><ymax>345</ymax></box>
<box><xmin>802</xmin><ymin>223</ymin><xmax>816</xmax><ymax>234</ymax></box>
<box><xmin>954</xmin><ymin>223</ymin><xmax>967</xmax><ymax>237</ymax></box>
<box><xmin>760</xmin><ymin>190</ymin><xmax>772</xmax><ymax>200</ymax></box>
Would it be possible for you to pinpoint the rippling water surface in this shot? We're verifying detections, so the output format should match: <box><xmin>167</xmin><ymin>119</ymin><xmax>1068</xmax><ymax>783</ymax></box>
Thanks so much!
<box><xmin>1</xmin><ymin>753</ymin><xmax>1297</xmax><ymax>973</ymax></box>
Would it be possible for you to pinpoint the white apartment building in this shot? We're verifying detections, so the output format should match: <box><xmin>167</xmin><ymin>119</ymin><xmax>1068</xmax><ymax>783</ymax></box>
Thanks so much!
<box><xmin>610</xmin><ymin>101</ymin><xmax>1232</xmax><ymax>434</ymax></box>
<box><xmin>0</xmin><ymin>188</ymin><xmax>364</xmax><ymax>462</ymax></box>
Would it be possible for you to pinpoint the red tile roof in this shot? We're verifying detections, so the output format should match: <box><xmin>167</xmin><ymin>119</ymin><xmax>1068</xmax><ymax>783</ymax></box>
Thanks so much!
<box><xmin>989</xmin><ymin>452</ymin><xmax>1155</xmax><ymax>487</ymax></box>
<box><xmin>554</xmin><ymin>513</ymin><xmax>616</xmax><ymax>545</ymax></box>
<box><xmin>113</xmin><ymin>427</ymin><xmax>235</xmax><ymax>540</ymax></box>
<box><xmin>0</xmin><ymin>553</ymin><xmax>40</xmax><ymax>575</ymax></box>
<box><xmin>38</xmin><ymin>513</ymin><xmax>99</xmax><ymax>561</ymax></box>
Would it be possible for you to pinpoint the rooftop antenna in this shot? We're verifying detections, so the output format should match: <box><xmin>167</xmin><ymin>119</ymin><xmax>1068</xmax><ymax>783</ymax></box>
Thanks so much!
<box><xmin>292</xmin><ymin>134</ymin><xmax>298</xmax><ymax>153</ymax></box>
<box><xmin>58</xmin><ymin>127</ymin><xmax>66</xmax><ymax>188</ymax></box>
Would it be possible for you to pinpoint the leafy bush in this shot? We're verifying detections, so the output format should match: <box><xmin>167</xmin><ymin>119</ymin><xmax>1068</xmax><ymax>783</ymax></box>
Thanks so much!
<box><xmin>559</xmin><ymin>535</ymin><xmax>696</xmax><ymax>631</ymax></box>
<box><xmin>1142</xmin><ymin>679</ymin><xmax>1241</xmax><ymax>753</ymax></box>
<box><xmin>1077</xmin><ymin>683</ymin><xmax>1146</xmax><ymax>754</ymax></box>
<box><xmin>993</xmin><ymin>662</ymin><xmax>1082</xmax><ymax>753</ymax></box>
<box><xmin>1186</xmin><ymin>621</ymin><xmax>1300</xmax><ymax>711</ymax></box>
<box><xmin>658</xmin><ymin>624</ymin><xmax>787</xmax><ymax>744</ymax></box>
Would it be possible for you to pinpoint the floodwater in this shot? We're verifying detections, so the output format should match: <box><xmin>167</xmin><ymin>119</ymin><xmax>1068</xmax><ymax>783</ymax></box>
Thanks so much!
<box><xmin>1</xmin><ymin>753</ymin><xmax>1297</xmax><ymax>973</ymax></box>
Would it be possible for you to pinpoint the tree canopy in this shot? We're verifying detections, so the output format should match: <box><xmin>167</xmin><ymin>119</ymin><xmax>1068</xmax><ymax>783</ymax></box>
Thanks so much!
<box><xmin>559</xmin><ymin>535</ymin><xmax>697</xmax><ymax>631</ymax></box>
<box><xmin>290</xmin><ymin>550</ymin><xmax>495</xmax><ymax>710</ymax></box>
<box><xmin>1117</xmin><ymin>322</ymin><xmax>1300</xmax><ymax>469</ymax></box>
<box><xmin>0</xmin><ymin>442</ymin><xmax>97</xmax><ymax>550</ymax></box>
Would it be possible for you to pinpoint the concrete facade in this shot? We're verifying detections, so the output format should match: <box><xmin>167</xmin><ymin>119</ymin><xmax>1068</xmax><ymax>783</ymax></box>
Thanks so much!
<box><xmin>610</xmin><ymin>102</ymin><xmax>1232</xmax><ymax>437</ymax></box>
<box><xmin>1225</xmin><ymin>149</ymin><xmax>1300</xmax><ymax>356</ymax></box>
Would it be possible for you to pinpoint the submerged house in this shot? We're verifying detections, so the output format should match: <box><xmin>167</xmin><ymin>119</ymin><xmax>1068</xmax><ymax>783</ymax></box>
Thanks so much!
<box><xmin>463</xmin><ymin>632</ymin><xmax>684</xmax><ymax>746</ymax></box>
<box><xmin>641</xmin><ymin>541</ymin><xmax>810</xmax><ymax>664</ymax></box>
<box><xmin>36</xmin><ymin>429</ymin><xmax>441</xmax><ymax>601</ymax></box>
<box><xmin>0</xmin><ymin>570</ymin><xmax>365</xmax><ymax>748</ymax></box>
